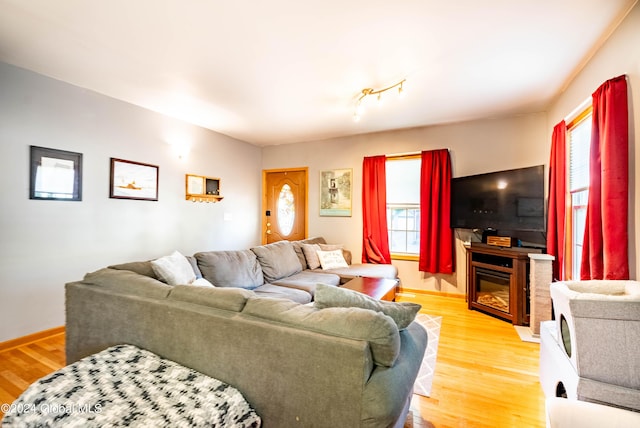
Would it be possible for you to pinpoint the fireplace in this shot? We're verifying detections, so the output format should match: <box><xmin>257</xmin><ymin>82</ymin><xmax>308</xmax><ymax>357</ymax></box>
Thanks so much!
<box><xmin>466</xmin><ymin>243</ymin><xmax>539</xmax><ymax>325</ymax></box>
<box><xmin>475</xmin><ymin>267</ymin><xmax>510</xmax><ymax>313</ymax></box>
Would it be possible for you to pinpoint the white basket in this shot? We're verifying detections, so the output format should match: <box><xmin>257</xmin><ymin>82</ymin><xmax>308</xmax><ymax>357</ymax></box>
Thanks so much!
<box><xmin>549</xmin><ymin>280</ymin><xmax>640</xmax><ymax>388</ymax></box>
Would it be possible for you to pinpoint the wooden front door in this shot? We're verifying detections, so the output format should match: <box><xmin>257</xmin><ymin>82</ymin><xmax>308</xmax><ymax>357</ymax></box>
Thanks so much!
<box><xmin>262</xmin><ymin>168</ymin><xmax>308</xmax><ymax>244</ymax></box>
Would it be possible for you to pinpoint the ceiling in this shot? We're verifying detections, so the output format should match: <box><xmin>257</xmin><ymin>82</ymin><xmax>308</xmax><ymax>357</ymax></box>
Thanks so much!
<box><xmin>0</xmin><ymin>1</ymin><xmax>636</xmax><ymax>146</ymax></box>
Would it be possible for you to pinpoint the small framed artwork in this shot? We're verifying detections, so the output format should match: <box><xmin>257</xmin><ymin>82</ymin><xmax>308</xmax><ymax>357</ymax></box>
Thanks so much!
<box><xmin>30</xmin><ymin>145</ymin><xmax>83</xmax><ymax>201</ymax></box>
<box><xmin>320</xmin><ymin>168</ymin><xmax>352</xmax><ymax>217</ymax></box>
<box><xmin>109</xmin><ymin>158</ymin><xmax>159</xmax><ymax>201</ymax></box>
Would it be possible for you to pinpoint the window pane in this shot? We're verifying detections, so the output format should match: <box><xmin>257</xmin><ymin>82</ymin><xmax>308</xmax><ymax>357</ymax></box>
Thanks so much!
<box><xmin>571</xmin><ymin>190</ymin><xmax>588</xmax><ymax>279</ymax></box>
<box><xmin>386</xmin><ymin>158</ymin><xmax>421</xmax><ymax>204</ymax></box>
<box><xmin>569</xmin><ymin>118</ymin><xmax>591</xmax><ymax>191</ymax></box>
<box><xmin>407</xmin><ymin>230</ymin><xmax>420</xmax><ymax>254</ymax></box>
<box><xmin>407</xmin><ymin>208</ymin><xmax>420</xmax><ymax>231</ymax></box>
<box><xmin>390</xmin><ymin>208</ymin><xmax>407</xmax><ymax>230</ymax></box>
<box><xmin>390</xmin><ymin>230</ymin><xmax>408</xmax><ymax>253</ymax></box>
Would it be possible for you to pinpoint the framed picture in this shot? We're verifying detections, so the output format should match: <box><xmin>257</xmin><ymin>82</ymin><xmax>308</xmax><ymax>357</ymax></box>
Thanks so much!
<box><xmin>320</xmin><ymin>168</ymin><xmax>352</xmax><ymax>217</ymax></box>
<box><xmin>30</xmin><ymin>145</ymin><xmax>83</xmax><ymax>201</ymax></box>
<box><xmin>109</xmin><ymin>158</ymin><xmax>159</xmax><ymax>201</ymax></box>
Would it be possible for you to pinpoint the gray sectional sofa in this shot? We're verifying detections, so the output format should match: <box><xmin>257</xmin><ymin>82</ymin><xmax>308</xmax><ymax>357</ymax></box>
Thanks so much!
<box><xmin>109</xmin><ymin>237</ymin><xmax>398</xmax><ymax>303</ymax></box>
<box><xmin>65</xmin><ymin>237</ymin><xmax>425</xmax><ymax>427</ymax></box>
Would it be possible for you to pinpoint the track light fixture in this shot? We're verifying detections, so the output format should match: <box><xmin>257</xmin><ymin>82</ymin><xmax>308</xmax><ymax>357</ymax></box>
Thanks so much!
<box><xmin>353</xmin><ymin>79</ymin><xmax>405</xmax><ymax>122</ymax></box>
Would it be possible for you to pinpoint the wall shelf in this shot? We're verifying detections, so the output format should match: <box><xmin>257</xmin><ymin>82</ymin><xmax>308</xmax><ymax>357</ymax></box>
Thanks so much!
<box><xmin>186</xmin><ymin>174</ymin><xmax>223</xmax><ymax>203</ymax></box>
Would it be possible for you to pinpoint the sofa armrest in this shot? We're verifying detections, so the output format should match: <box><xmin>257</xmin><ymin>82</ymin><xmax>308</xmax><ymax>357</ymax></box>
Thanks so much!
<box><xmin>342</xmin><ymin>249</ymin><xmax>352</xmax><ymax>265</ymax></box>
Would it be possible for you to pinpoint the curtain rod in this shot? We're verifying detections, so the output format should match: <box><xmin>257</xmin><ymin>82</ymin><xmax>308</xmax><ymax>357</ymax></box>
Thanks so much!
<box><xmin>386</xmin><ymin>151</ymin><xmax>420</xmax><ymax>158</ymax></box>
<box><xmin>386</xmin><ymin>149</ymin><xmax>450</xmax><ymax>158</ymax></box>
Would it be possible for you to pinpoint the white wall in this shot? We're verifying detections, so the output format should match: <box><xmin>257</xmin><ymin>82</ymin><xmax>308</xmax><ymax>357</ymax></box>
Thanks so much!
<box><xmin>0</xmin><ymin>63</ymin><xmax>263</xmax><ymax>342</ymax></box>
<box><xmin>547</xmin><ymin>3</ymin><xmax>640</xmax><ymax>279</ymax></box>
<box><xmin>262</xmin><ymin>112</ymin><xmax>548</xmax><ymax>294</ymax></box>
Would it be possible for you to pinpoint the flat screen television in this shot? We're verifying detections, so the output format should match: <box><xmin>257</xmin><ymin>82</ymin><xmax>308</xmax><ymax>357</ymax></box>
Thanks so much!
<box><xmin>450</xmin><ymin>165</ymin><xmax>545</xmax><ymax>233</ymax></box>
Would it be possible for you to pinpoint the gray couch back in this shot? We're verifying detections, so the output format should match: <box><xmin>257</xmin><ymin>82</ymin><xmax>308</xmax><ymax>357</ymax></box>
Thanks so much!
<box><xmin>65</xmin><ymin>267</ymin><xmax>426</xmax><ymax>427</ymax></box>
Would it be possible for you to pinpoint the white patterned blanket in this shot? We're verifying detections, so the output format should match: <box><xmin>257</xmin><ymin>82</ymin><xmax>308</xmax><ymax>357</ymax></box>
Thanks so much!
<box><xmin>1</xmin><ymin>344</ymin><xmax>261</xmax><ymax>427</ymax></box>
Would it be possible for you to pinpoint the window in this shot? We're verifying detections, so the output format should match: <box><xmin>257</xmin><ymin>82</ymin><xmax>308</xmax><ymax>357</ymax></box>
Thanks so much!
<box><xmin>386</xmin><ymin>156</ymin><xmax>421</xmax><ymax>259</ymax></box>
<box><xmin>567</xmin><ymin>107</ymin><xmax>592</xmax><ymax>279</ymax></box>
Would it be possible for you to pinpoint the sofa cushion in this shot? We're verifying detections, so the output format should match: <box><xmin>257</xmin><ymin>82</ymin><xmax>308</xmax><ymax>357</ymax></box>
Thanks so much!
<box><xmin>312</xmin><ymin>263</ymin><xmax>398</xmax><ymax>283</ymax></box>
<box><xmin>252</xmin><ymin>284</ymin><xmax>312</xmax><ymax>304</ymax></box>
<box><xmin>168</xmin><ymin>285</ymin><xmax>253</xmax><ymax>312</ymax></box>
<box><xmin>195</xmin><ymin>250</ymin><xmax>264</xmax><ymax>289</ymax></box>
<box><xmin>151</xmin><ymin>250</ymin><xmax>197</xmax><ymax>285</ymax></box>
<box><xmin>82</xmin><ymin>268</ymin><xmax>172</xmax><ymax>299</ymax></box>
<box><xmin>271</xmin><ymin>271</ymin><xmax>340</xmax><ymax>297</ymax></box>
<box><xmin>251</xmin><ymin>241</ymin><xmax>302</xmax><ymax>283</ymax></box>
<box><xmin>317</xmin><ymin>249</ymin><xmax>349</xmax><ymax>270</ymax></box>
<box><xmin>314</xmin><ymin>283</ymin><xmax>421</xmax><ymax>330</ymax></box>
<box><xmin>242</xmin><ymin>297</ymin><xmax>400</xmax><ymax>367</ymax></box>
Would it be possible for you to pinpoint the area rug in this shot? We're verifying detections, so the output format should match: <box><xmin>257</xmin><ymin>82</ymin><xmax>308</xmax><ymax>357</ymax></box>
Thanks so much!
<box><xmin>413</xmin><ymin>313</ymin><xmax>442</xmax><ymax>397</ymax></box>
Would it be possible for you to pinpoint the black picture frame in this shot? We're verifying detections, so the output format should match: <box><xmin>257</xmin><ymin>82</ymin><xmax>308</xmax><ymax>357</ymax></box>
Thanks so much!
<box><xmin>109</xmin><ymin>158</ymin><xmax>159</xmax><ymax>201</ymax></box>
<box><xmin>29</xmin><ymin>145</ymin><xmax>83</xmax><ymax>201</ymax></box>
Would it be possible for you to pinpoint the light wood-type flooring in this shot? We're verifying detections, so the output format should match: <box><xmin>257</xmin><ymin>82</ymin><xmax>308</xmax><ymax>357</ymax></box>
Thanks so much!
<box><xmin>0</xmin><ymin>293</ymin><xmax>545</xmax><ymax>427</ymax></box>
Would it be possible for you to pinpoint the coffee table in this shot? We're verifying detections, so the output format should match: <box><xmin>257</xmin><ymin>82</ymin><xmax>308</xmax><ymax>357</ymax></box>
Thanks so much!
<box><xmin>341</xmin><ymin>277</ymin><xmax>398</xmax><ymax>301</ymax></box>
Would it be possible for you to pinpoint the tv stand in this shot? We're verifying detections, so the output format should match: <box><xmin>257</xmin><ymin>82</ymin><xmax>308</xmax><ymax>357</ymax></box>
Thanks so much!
<box><xmin>466</xmin><ymin>243</ymin><xmax>541</xmax><ymax>325</ymax></box>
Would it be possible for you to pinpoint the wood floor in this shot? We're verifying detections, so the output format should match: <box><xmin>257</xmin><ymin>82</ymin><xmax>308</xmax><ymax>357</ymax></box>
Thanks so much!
<box><xmin>400</xmin><ymin>292</ymin><xmax>545</xmax><ymax>428</ymax></box>
<box><xmin>0</xmin><ymin>293</ymin><xmax>545</xmax><ymax>427</ymax></box>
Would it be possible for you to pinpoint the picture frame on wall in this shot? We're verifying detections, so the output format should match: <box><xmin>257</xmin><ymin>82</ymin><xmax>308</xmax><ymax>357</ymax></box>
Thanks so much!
<box><xmin>320</xmin><ymin>168</ymin><xmax>352</xmax><ymax>217</ymax></box>
<box><xmin>109</xmin><ymin>158</ymin><xmax>159</xmax><ymax>201</ymax></box>
<box><xmin>29</xmin><ymin>145</ymin><xmax>83</xmax><ymax>201</ymax></box>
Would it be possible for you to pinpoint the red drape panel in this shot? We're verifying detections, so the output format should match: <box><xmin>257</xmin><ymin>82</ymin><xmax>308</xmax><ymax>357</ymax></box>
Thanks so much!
<box><xmin>362</xmin><ymin>155</ymin><xmax>391</xmax><ymax>264</ymax></box>
<box><xmin>546</xmin><ymin>121</ymin><xmax>567</xmax><ymax>281</ymax></box>
<box><xmin>419</xmin><ymin>149</ymin><xmax>454</xmax><ymax>274</ymax></box>
<box><xmin>580</xmin><ymin>75</ymin><xmax>629</xmax><ymax>280</ymax></box>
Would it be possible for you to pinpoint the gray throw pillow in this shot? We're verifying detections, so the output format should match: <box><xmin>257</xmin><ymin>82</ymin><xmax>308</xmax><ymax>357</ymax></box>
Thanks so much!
<box><xmin>195</xmin><ymin>250</ymin><xmax>264</xmax><ymax>289</ymax></box>
<box><xmin>251</xmin><ymin>241</ymin><xmax>302</xmax><ymax>283</ymax></box>
<box><xmin>242</xmin><ymin>297</ymin><xmax>400</xmax><ymax>367</ymax></box>
<box><xmin>314</xmin><ymin>283</ymin><xmax>421</xmax><ymax>330</ymax></box>
<box><xmin>301</xmin><ymin>243</ymin><xmax>322</xmax><ymax>269</ymax></box>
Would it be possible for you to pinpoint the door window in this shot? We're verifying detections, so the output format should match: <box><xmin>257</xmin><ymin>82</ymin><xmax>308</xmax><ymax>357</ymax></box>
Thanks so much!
<box><xmin>277</xmin><ymin>184</ymin><xmax>295</xmax><ymax>236</ymax></box>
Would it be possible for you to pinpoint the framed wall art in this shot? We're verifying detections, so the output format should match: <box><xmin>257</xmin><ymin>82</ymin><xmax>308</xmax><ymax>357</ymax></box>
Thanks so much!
<box><xmin>320</xmin><ymin>168</ymin><xmax>352</xmax><ymax>217</ymax></box>
<box><xmin>29</xmin><ymin>145</ymin><xmax>83</xmax><ymax>201</ymax></box>
<box><xmin>109</xmin><ymin>158</ymin><xmax>159</xmax><ymax>201</ymax></box>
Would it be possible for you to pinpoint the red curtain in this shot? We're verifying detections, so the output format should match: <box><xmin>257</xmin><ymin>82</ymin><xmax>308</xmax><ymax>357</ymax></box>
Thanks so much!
<box><xmin>419</xmin><ymin>149</ymin><xmax>454</xmax><ymax>273</ymax></box>
<box><xmin>362</xmin><ymin>155</ymin><xmax>391</xmax><ymax>264</ymax></box>
<box><xmin>546</xmin><ymin>121</ymin><xmax>567</xmax><ymax>281</ymax></box>
<box><xmin>581</xmin><ymin>75</ymin><xmax>629</xmax><ymax>280</ymax></box>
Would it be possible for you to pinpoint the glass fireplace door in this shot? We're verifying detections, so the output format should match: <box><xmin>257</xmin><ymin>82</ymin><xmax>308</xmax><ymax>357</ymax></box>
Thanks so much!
<box><xmin>475</xmin><ymin>267</ymin><xmax>511</xmax><ymax>313</ymax></box>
